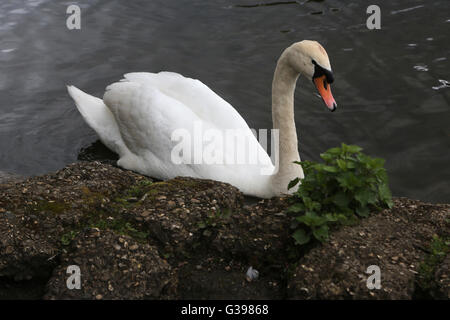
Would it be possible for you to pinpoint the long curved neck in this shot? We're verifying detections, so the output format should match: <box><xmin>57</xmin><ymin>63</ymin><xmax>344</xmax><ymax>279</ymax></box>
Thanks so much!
<box><xmin>270</xmin><ymin>52</ymin><xmax>304</xmax><ymax>193</ymax></box>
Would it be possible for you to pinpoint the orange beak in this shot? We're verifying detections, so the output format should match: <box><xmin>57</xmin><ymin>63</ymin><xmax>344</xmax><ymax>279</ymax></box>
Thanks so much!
<box><xmin>313</xmin><ymin>75</ymin><xmax>337</xmax><ymax>112</ymax></box>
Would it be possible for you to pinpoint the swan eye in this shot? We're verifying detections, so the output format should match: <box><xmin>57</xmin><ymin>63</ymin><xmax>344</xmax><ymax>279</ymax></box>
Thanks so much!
<box><xmin>311</xmin><ymin>59</ymin><xmax>317</xmax><ymax>66</ymax></box>
<box><xmin>312</xmin><ymin>61</ymin><xmax>334</xmax><ymax>84</ymax></box>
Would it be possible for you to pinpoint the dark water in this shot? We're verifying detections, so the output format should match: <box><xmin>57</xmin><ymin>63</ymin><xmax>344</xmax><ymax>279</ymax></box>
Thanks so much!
<box><xmin>0</xmin><ymin>0</ymin><xmax>449</xmax><ymax>202</ymax></box>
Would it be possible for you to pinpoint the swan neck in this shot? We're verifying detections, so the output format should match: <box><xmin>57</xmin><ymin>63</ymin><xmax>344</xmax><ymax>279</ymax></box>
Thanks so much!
<box><xmin>271</xmin><ymin>53</ymin><xmax>303</xmax><ymax>192</ymax></box>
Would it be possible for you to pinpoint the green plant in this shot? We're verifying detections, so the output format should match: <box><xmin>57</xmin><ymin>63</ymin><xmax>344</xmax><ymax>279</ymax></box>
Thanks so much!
<box><xmin>61</xmin><ymin>230</ymin><xmax>79</xmax><ymax>246</ymax></box>
<box><xmin>126</xmin><ymin>179</ymin><xmax>153</xmax><ymax>198</ymax></box>
<box><xmin>417</xmin><ymin>235</ymin><xmax>449</xmax><ymax>291</ymax></box>
<box><xmin>197</xmin><ymin>208</ymin><xmax>231</xmax><ymax>237</ymax></box>
<box><xmin>288</xmin><ymin>143</ymin><xmax>393</xmax><ymax>245</ymax></box>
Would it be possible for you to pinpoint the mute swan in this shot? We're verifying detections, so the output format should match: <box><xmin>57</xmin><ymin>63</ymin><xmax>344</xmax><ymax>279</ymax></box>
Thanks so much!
<box><xmin>68</xmin><ymin>40</ymin><xmax>336</xmax><ymax>198</ymax></box>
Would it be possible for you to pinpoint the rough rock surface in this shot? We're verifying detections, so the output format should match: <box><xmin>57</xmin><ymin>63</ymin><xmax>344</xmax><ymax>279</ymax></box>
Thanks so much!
<box><xmin>0</xmin><ymin>161</ymin><xmax>448</xmax><ymax>299</ymax></box>
<box><xmin>287</xmin><ymin>198</ymin><xmax>449</xmax><ymax>299</ymax></box>
<box><xmin>44</xmin><ymin>230</ymin><xmax>176</xmax><ymax>300</ymax></box>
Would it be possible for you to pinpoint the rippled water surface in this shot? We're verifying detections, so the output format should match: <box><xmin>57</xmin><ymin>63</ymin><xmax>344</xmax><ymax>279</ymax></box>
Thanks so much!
<box><xmin>0</xmin><ymin>0</ymin><xmax>449</xmax><ymax>202</ymax></box>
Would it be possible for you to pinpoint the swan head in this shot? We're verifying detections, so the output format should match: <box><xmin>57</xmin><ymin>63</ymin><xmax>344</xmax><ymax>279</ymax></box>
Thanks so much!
<box><xmin>286</xmin><ymin>40</ymin><xmax>337</xmax><ymax>111</ymax></box>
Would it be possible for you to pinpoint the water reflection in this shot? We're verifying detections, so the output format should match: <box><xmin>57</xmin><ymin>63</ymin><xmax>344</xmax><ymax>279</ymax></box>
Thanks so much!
<box><xmin>432</xmin><ymin>79</ymin><xmax>450</xmax><ymax>90</ymax></box>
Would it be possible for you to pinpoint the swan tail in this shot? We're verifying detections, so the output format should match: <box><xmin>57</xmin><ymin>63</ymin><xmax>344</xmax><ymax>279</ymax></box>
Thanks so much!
<box><xmin>67</xmin><ymin>85</ymin><xmax>128</xmax><ymax>156</ymax></box>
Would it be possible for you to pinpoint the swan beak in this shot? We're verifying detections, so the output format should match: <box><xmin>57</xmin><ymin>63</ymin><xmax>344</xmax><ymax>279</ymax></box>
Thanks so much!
<box><xmin>313</xmin><ymin>75</ymin><xmax>337</xmax><ymax>112</ymax></box>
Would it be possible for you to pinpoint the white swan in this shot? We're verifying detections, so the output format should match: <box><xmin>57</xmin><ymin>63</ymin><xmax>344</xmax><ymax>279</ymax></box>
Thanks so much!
<box><xmin>68</xmin><ymin>40</ymin><xmax>336</xmax><ymax>198</ymax></box>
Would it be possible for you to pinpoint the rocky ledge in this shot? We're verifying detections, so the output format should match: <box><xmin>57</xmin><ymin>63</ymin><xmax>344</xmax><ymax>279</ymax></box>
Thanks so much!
<box><xmin>0</xmin><ymin>161</ymin><xmax>448</xmax><ymax>299</ymax></box>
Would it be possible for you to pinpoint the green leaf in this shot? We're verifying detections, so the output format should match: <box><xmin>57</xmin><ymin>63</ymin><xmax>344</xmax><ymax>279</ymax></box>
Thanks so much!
<box><xmin>297</xmin><ymin>212</ymin><xmax>327</xmax><ymax>227</ymax></box>
<box><xmin>312</xmin><ymin>225</ymin><xmax>329</xmax><ymax>242</ymax></box>
<box><xmin>346</xmin><ymin>145</ymin><xmax>363</xmax><ymax>153</ymax></box>
<box><xmin>356</xmin><ymin>206</ymin><xmax>370</xmax><ymax>217</ymax></box>
<box><xmin>378</xmin><ymin>183</ymin><xmax>393</xmax><ymax>208</ymax></box>
<box><xmin>292</xmin><ymin>229</ymin><xmax>310</xmax><ymax>245</ymax></box>
<box><xmin>327</xmin><ymin>147</ymin><xmax>342</xmax><ymax>155</ymax></box>
<box><xmin>336</xmin><ymin>159</ymin><xmax>347</xmax><ymax>170</ymax></box>
<box><xmin>355</xmin><ymin>189</ymin><xmax>374</xmax><ymax>207</ymax></box>
<box><xmin>371</xmin><ymin>157</ymin><xmax>385</xmax><ymax>168</ymax></box>
<box><xmin>323</xmin><ymin>165</ymin><xmax>338</xmax><ymax>173</ymax></box>
<box><xmin>378</xmin><ymin>183</ymin><xmax>391</xmax><ymax>199</ymax></box>
<box><xmin>323</xmin><ymin>213</ymin><xmax>339</xmax><ymax>222</ymax></box>
<box><xmin>320</xmin><ymin>152</ymin><xmax>333</xmax><ymax>162</ymax></box>
<box><xmin>386</xmin><ymin>198</ymin><xmax>394</xmax><ymax>209</ymax></box>
<box><xmin>332</xmin><ymin>213</ymin><xmax>349</xmax><ymax>224</ymax></box>
<box><xmin>346</xmin><ymin>160</ymin><xmax>356</xmax><ymax>169</ymax></box>
<box><xmin>302</xmin><ymin>198</ymin><xmax>321</xmax><ymax>211</ymax></box>
<box><xmin>288</xmin><ymin>177</ymin><xmax>300</xmax><ymax>190</ymax></box>
<box><xmin>336</xmin><ymin>172</ymin><xmax>359</xmax><ymax>190</ymax></box>
<box><xmin>333</xmin><ymin>192</ymin><xmax>351</xmax><ymax>208</ymax></box>
<box><xmin>288</xmin><ymin>203</ymin><xmax>304</xmax><ymax>213</ymax></box>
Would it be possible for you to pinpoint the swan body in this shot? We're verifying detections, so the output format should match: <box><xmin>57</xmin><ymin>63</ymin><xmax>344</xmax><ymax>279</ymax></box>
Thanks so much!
<box><xmin>68</xmin><ymin>40</ymin><xmax>336</xmax><ymax>198</ymax></box>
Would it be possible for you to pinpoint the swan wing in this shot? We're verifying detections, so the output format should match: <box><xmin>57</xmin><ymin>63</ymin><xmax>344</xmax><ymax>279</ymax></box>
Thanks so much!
<box><xmin>121</xmin><ymin>71</ymin><xmax>275</xmax><ymax>177</ymax></box>
<box><xmin>122</xmin><ymin>72</ymin><xmax>250</xmax><ymax>130</ymax></box>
